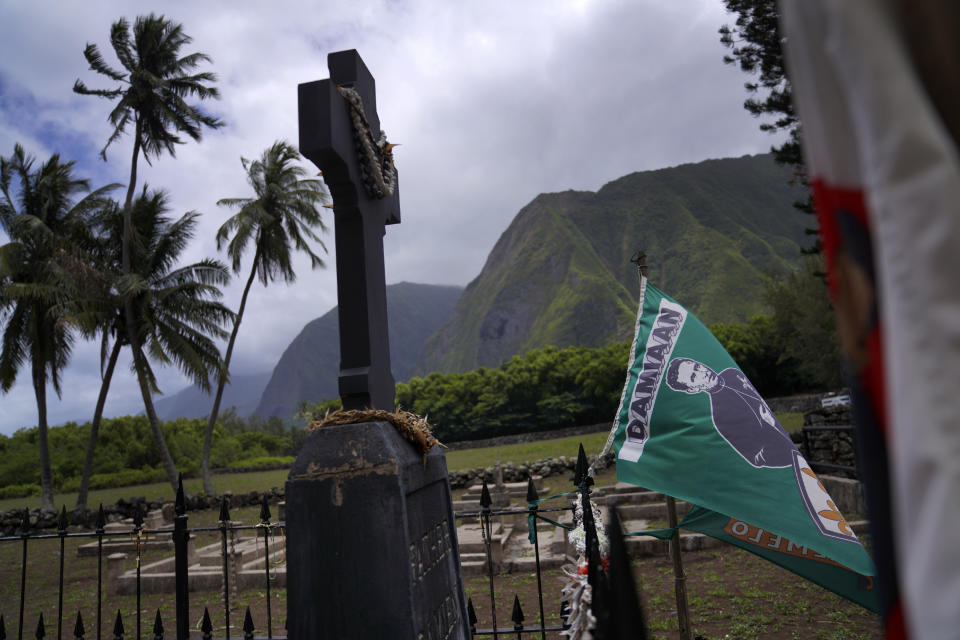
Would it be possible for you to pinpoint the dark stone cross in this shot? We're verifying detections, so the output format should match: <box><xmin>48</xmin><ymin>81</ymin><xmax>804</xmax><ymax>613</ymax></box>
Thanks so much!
<box><xmin>289</xmin><ymin>50</ymin><xmax>470</xmax><ymax>639</ymax></box>
<box><xmin>298</xmin><ymin>49</ymin><xmax>400</xmax><ymax>411</ymax></box>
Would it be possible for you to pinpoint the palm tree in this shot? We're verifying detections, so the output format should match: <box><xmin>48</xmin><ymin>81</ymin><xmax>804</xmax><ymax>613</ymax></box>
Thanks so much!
<box><xmin>74</xmin><ymin>14</ymin><xmax>222</xmax><ymax>213</ymax></box>
<box><xmin>0</xmin><ymin>144</ymin><xmax>116</xmax><ymax>511</ymax></box>
<box><xmin>70</xmin><ymin>201</ymin><xmax>126</xmax><ymax>512</ymax></box>
<box><xmin>74</xmin><ymin>14</ymin><xmax>222</xmax><ymax>488</ymax></box>
<box><xmin>200</xmin><ymin>141</ymin><xmax>329</xmax><ymax>495</ymax></box>
<box><xmin>76</xmin><ymin>188</ymin><xmax>234</xmax><ymax>498</ymax></box>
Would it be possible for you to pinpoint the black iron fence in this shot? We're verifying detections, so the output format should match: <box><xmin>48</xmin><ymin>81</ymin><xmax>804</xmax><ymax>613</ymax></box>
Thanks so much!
<box><xmin>1</xmin><ymin>445</ymin><xmax>640</xmax><ymax>640</ymax></box>
<box><xmin>0</xmin><ymin>479</ymin><xmax>282</xmax><ymax>640</ymax></box>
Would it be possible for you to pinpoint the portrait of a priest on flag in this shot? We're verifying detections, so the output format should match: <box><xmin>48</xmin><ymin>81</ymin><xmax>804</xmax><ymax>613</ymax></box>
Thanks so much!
<box><xmin>600</xmin><ymin>273</ymin><xmax>878</xmax><ymax>610</ymax></box>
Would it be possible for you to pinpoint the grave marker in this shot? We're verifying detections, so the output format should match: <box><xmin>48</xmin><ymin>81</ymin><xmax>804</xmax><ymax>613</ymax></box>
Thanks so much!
<box><xmin>298</xmin><ymin>48</ymin><xmax>400</xmax><ymax>411</ymax></box>
<box><xmin>290</xmin><ymin>50</ymin><xmax>469</xmax><ymax>639</ymax></box>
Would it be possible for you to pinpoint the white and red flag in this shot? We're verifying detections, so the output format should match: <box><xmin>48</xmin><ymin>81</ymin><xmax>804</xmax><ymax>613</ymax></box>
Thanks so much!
<box><xmin>779</xmin><ymin>1</ymin><xmax>960</xmax><ymax>638</ymax></box>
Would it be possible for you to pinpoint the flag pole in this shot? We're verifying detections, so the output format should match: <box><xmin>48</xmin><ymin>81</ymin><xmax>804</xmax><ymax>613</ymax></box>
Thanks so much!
<box><xmin>631</xmin><ymin>251</ymin><xmax>693</xmax><ymax>640</ymax></box>
<box><xmin>666</xmin><ymin>495</ymin><xmax>692</xmax><ymax>640</ymax></box>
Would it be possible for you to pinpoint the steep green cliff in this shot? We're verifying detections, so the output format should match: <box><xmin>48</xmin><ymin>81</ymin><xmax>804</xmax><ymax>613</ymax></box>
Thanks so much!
<box><xmin>418</xmin><ymin>154</ymin><xmax>809</xmax><ymax>373</ymax></box>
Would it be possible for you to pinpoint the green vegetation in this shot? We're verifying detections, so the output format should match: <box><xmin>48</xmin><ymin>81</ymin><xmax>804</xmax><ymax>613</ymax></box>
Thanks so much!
<box><xmin>0</xmin><ymin>415</ymin><xmax>804</xmax><ymax>511</ymax></box>
<box><xmin>419</xmin><ymin>153</ymin><xmax>812</xmax><ymax>374</ymax></box>
<box><xmin>710</xmin><ymin>257</ymin><xmax>841</xmax><ymax>396</ymax></box>
<box><xmin>0</xmin><ymin>411</ymin><xmax>304</xmax><ymax>502</ymax></box>
<box><xmin>1</xmin><ymin>11</ymin><xmax>837</xmax><ymax>515</ymax></box>
<box><xmin>2</xmin><ymin>13</ymin><xmax>334</xmax><ymax>511</ymax></box>
<box><xmin>401</xmin><ymin>342</ymin><xmax>629</xmax><ymax>442</ymax></box>
<box><xmin>74</xmin><ymin>13</ymin><xmax>226</xmax><ymax>500</ymax></box>
<box><xmin>72</xmin><ymin>187</ymin><xmax>235</xmax><ymax>512</ymax></box>
<box><xmin>311</xmin><ymin>309</ymin><xmax>825</xmax><ymax>443</ymax></box>
<box><xmin>1</xmin><ymin>144</ymin><xmax>118</xmax><ymax>511</ymax></box>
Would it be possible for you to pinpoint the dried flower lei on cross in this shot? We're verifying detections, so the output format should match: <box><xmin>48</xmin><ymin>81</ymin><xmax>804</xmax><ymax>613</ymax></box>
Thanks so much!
<box><xmin>311</xmin><ymin>406</ymin><xmax>442</xmax><ymax>464</ymax></box>
<box><xmin>560</xmin><ymin>498</ymin><xmax>609</xmax><ymax>639</ymax></box>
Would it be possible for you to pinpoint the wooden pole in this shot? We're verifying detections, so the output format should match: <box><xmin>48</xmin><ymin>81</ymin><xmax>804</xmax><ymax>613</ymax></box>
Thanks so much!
<box><xmin>666</xmin><ymin>495</ymin><xmax>692</xmax><ymax>640</ymax></box>
<box><xmin>632</xmin><ymin>251</ymin><xmax>692</xmax><ymax>637</ymax></box>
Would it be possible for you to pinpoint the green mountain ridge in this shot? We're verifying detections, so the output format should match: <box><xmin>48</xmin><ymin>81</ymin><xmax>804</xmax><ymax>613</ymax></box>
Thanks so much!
<box><xmin>417</xmin><ymin>153</ymin><xmax>810</xmax><ymax>374</ymax></box>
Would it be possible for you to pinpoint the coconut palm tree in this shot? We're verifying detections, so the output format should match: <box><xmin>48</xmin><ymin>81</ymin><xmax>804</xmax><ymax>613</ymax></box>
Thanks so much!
<box><xmin>75</xmin><ymin>188</ymin><xmax>234</xmax><ymax>499</ymax></box>
<box><xmin>74</xmin><ymin>14</ymin><xmax>222</xmax><ymax>488</ymax></box>
<box><xmin>0</xmin><ymin>144</ymin><xmax>117</xmax><ymax>511</ymax></box>
<box><xmin>74</xmin><ymin>14</ymin><xmax>222</xmax><ymax>213</ymax></box>
<box><xmin>199</xmin><ymin>141</ymin><xmax>329</xmax><ymax>495</ymax></box>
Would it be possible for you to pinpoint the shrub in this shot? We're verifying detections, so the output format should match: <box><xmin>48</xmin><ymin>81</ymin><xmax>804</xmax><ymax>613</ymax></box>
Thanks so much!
<box><xmin>226</xmin><ymin>456</ymin><xmax>294</xmax><ymax>470</ymax></box>
<box><xmin>58</xmin><ymin>468</ymin><xmax>169</xmax><ymax>493</ymax></box>
<box><xmin>0</xmin><ymin>483</ymin><xmax>41</xmax><ymax>499</ymax></box>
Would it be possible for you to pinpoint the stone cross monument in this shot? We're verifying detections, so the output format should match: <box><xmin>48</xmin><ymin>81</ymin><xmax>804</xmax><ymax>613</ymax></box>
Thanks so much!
<box><xmin>297</xmin><ymin>49</ymin><xmax>400</xmax><ymax>411</ymax></box>
<box><xmin>289</xmin><ymin>50</ymin><xmax>469</xmax><ymax>639</ymax></box>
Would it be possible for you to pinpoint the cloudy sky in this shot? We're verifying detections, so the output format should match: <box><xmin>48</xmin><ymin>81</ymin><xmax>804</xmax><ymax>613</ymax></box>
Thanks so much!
<box><xmin>0</xmin><ymin>0</ymin><xmax>781</xmax><ymax>435</ymax></box>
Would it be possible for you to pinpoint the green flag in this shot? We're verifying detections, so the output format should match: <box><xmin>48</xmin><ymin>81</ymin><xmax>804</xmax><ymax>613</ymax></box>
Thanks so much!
<box><xmin>679</xmin><ymin>505</ymin><xmax>879</xmax><ymax>612</ymax></box>
<box><xmin>602</xmin><ymin>278</ymin><xmax>876</xmax><ymax>579</ymax></box>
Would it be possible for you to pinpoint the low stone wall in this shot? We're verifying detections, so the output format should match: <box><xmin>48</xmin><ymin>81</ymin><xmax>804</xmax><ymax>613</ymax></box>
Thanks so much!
<box><xmin>802</xmin><ymin>404</ymin><xmax>857</xmax><ymax>479</ymax></box>
<box><xmin>447</xmin><ymin>452</ymin><xmax>615</xmax><ymax>490</ymax></box>
<box><xmin>766</xmin><ymin>393</ymin><xmax>824</xmax><ymax>414</ymax></box>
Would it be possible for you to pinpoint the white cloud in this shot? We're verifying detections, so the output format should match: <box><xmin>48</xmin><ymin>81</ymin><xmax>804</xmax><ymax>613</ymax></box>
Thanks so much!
<box><xmin>0</xmin><ymin>0</ymin><xmax>782</xmax><ymax>434</ymax></box>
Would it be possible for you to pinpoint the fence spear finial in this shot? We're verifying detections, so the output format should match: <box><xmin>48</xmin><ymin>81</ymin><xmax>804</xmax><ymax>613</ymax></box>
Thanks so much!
<box><xmin>175</xmin><ymin>474</ymin><xmax>186</xmax><ymax>516</ymax></box>
<box><xmin>242</xmin><ymin>607</ymin><xmax>255</xmax><ymax>640</ymax></box>
<box><xmin>72</xmin><ymin>611</ymin><xmax>84</xmax><ymax>640</ymax></box>
<box><xmin>201</xmin><ymin>607</ymin><xmax>213</xmax><ymax>640</ymax></box>
<box><xmin>526</xmin><ymin>476</ymin><xmax>539</xmax><ymax>503</ymax></box>
<box><xmin>480</xmin><ymin>480</ymin><xmax>492</xmax><ymax>509</ymax></box>
<box><xmin>259</xmin><ymin>495</ymin><xmax>271</xmax><ymax>523</ymax></box>
<box><xmin>57</xmin><ymin>506</ymin><xmax>68</xmax><ymax>533</ymax></box>
<box><xmin>151</xmin><ymin>610</ymin><xmax>163</xmax><ymax>640</ymax></box>
<box><xmin>219</xmin><ymin>496</ymin><xmax>231</xmax><ymax>523</ymax></box>
<box><xmin>573</xmin><ymin>443</ymin><xmax>592</xmax><ymax>488</ymax></box>
<box><xmin>511</xmin><ymin>595</ymin><xmax>525</xmax><ymax>630</ymax></box>
<box><xmin>111</xmin><ymin>610</ymin><xmax>124</xmax><ymax>640</ymax></box>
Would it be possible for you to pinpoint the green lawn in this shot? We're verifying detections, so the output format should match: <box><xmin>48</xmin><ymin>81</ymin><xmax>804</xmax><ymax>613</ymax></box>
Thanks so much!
<box><xmin>0</xmin><ymin>413</ymin><xmax>803</xmax><ymax>512</ymax></box>
<box><xmin>444</xmin><ymin>429</ymin><xmax>611</xmax><ymax>470</ymax></box>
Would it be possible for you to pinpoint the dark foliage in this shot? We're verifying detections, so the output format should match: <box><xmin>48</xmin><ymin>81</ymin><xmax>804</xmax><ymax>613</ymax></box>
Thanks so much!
<box><xmin>719</xmin><ymin>0</ymin><xmax>818</xmax><ymax>250</ymax></box>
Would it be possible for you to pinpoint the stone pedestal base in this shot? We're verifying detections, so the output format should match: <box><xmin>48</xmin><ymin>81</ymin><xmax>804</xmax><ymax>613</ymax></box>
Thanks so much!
<box><xmin>286</xmin><ymin>421</ymin><xmax>470</xmax><ymax>639</ymax></box>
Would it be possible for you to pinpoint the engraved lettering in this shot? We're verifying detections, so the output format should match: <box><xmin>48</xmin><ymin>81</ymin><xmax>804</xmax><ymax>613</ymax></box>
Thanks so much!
<box><xmin>410</xmin><ymin>518</ymin><xmax>453</xmax><ymax>585</ymax></box>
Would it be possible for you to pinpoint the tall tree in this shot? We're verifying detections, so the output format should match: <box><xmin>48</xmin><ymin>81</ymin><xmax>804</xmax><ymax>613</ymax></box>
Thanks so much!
<box><xmin>82</xmin><ymin>188</ymin><xmax>234</xmax><ymax>495</ymax></box>
<box><xmin>719</xmin><ymin>0</ymin><xmax>799</xmax><ymax>167</ymax></box>
<box><xmin>0</xmin><ymin>144</ymin><xmax>115</xmax><ymax>510</ymax></box>
<box><xmin>74</xmin><ymin>14</ymin><xmax>222</xmax><ymax>488</ymax></box>
<box><xmin>200</xmin><ymin>141</ymin><xmax>329</xmax><ymax>495</ymax></box>
<box><xmin>718</xmin><ymin>0</ymin><xmax>818</xmax><ymax>248</ymax></box>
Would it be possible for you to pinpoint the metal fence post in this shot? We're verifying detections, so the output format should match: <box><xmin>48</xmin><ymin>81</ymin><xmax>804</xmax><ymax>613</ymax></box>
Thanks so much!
<box><xmin>526</xmin><ymin>478</ymin><xmax>546</xmax><ymax>640</ymax></box>
<box><xmin>259</xmin><ymin>497</ymin><xmax>273</xmax><ymax>640</ymax></box>
<box><xmin>219</xmin><ymin>498</ymin><xmax>232</xmax><ymax>640</ymax></box>
<box><xmin>173</xmin><ymin>476</ymin><xmax>190</xmax><ymax>640</ymax></box>
<box><xmin>480</xmin><ymin>480</ymin><xmax>498</xmax><ymax>639</ymax></box>
<box><xmin>19</xmin><ymin>512</ymin><xmax>29</xmax><ymax>640</ymax></box>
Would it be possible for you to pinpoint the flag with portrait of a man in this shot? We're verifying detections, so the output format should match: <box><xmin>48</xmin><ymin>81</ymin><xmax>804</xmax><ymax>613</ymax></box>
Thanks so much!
<box><xmin>601</xmin><ymin>277</ymin><xmax>877</xmax><ymax>609</ymax></box>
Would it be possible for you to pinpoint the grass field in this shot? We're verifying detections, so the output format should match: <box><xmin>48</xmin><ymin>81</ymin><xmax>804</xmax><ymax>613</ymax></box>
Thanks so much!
<box><xmin>0</xmin><ymin>413</ymin><xmax>803</xmax><ymax>513</ymax></box>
